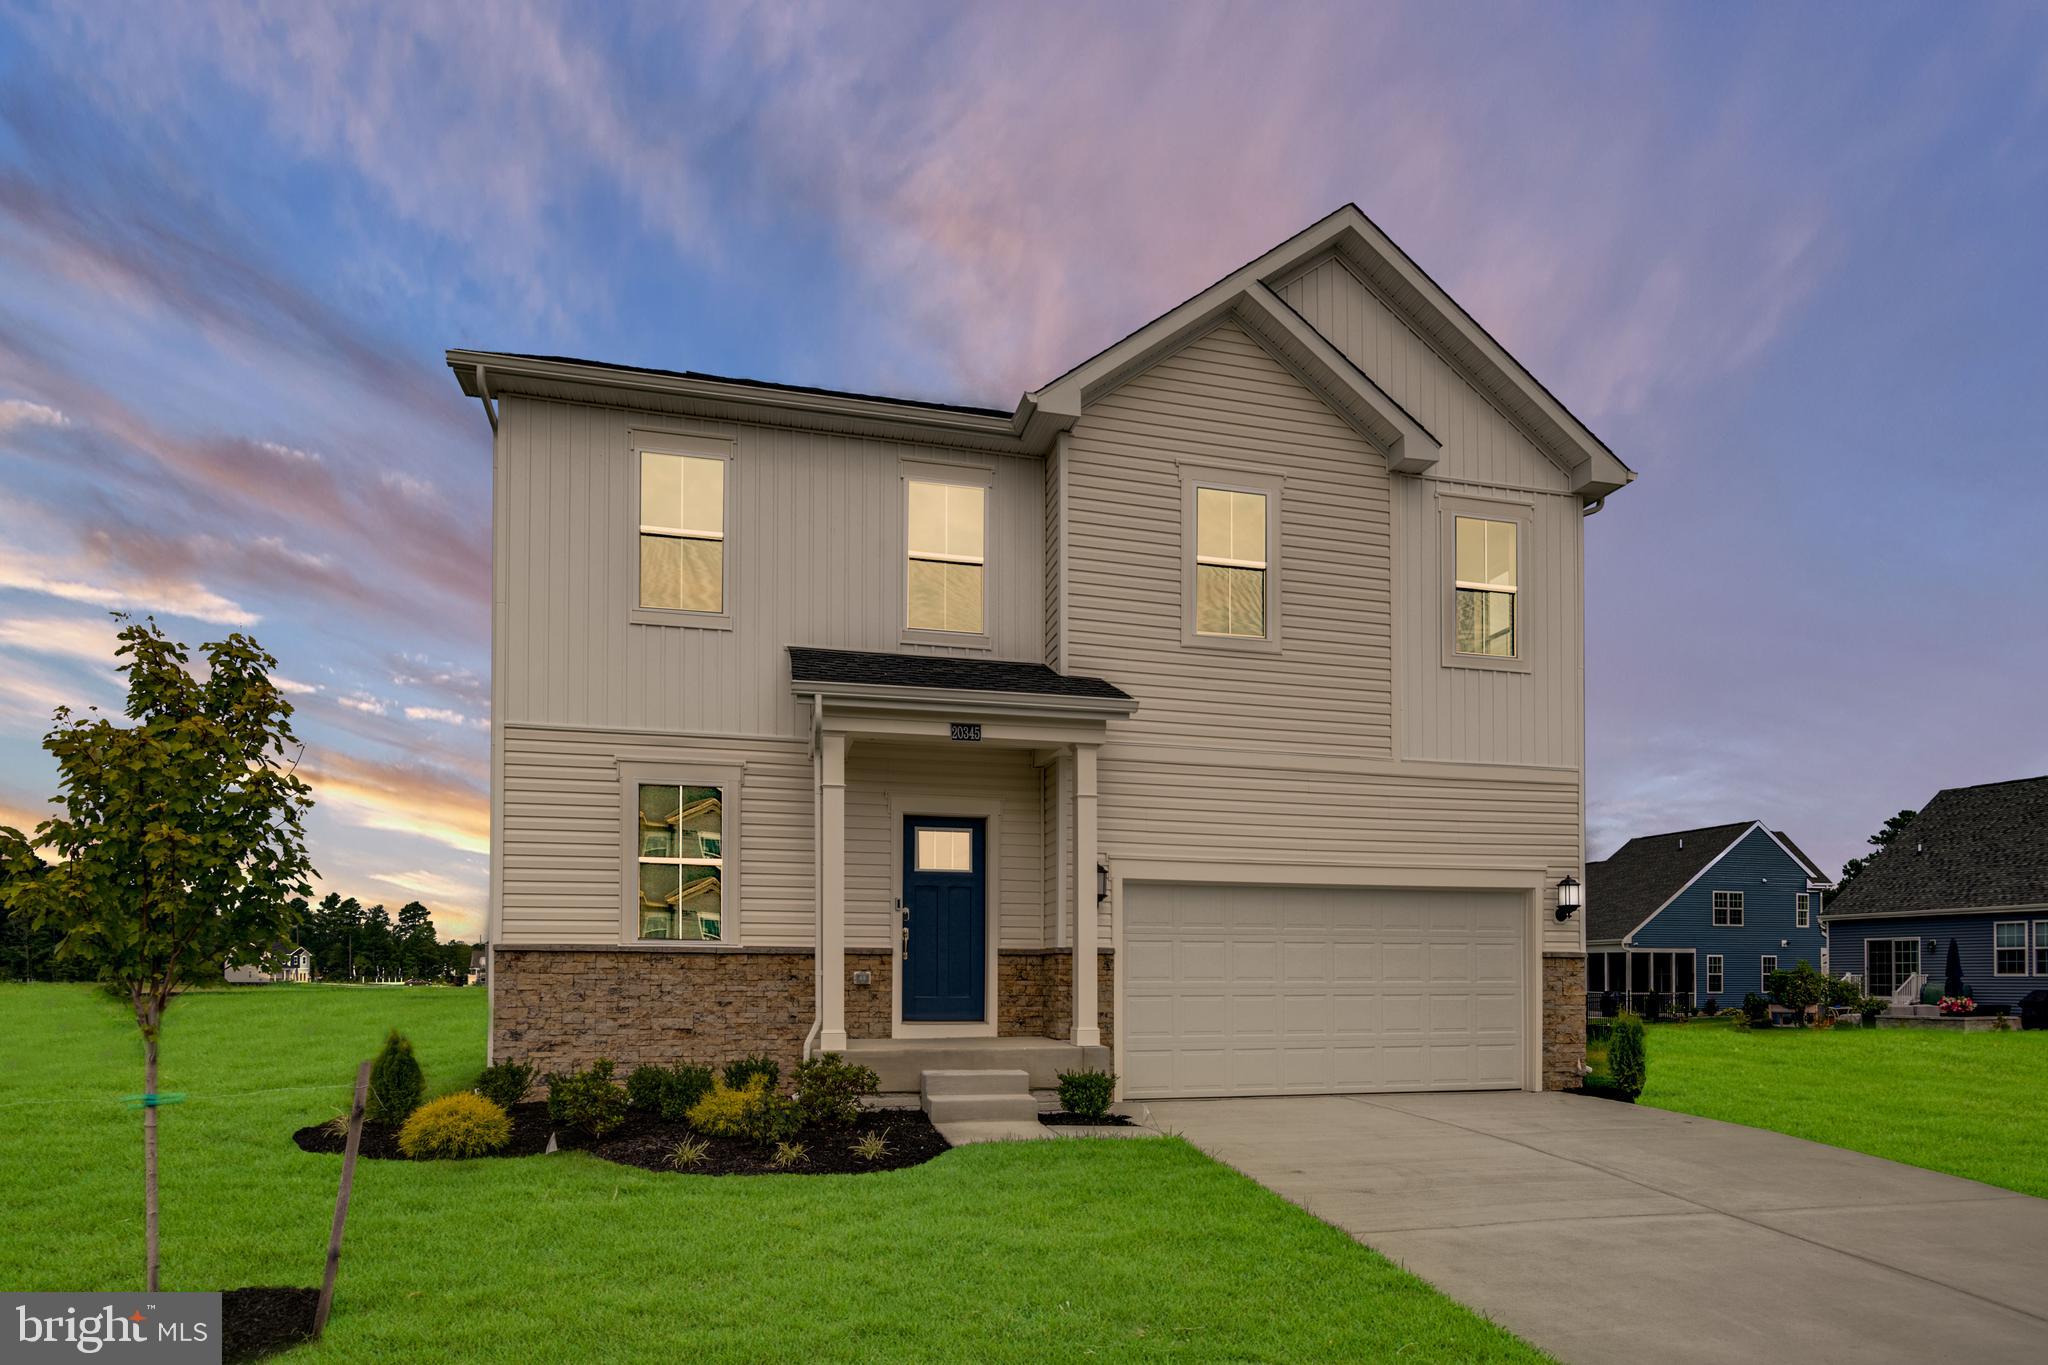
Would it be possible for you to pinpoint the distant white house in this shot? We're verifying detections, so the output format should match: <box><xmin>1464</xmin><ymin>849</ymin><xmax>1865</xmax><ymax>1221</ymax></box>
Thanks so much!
<box><xmin>224</xmin><ymin>943</ymin><xmax>312</xmax><ymax>984</ymax></box>
<box><xmin>467</xmin><ymin>945</ymin><xmax>488</xmax><ymax>987</ymax></box>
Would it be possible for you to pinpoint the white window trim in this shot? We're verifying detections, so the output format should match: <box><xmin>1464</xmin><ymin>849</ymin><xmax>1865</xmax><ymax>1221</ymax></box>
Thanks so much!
<box><xmin>1712</xmin><ymin>890</ymin><xmax>1744</xmax><ymax>927</ymax></box>
<box><xmin>1179</xmin><ymin>463</ymin><xmax>1284</xmax><ymax>653</ymax></box>
<box><xmin>899</xmin><ymin>459</ymin><xmax>994</xmax><ymax>649</ymax></box>
<box><xmin>1993</xmin><ymin>920</ymin><xmax>2028</xmax><ymax>976</ymax></box>
<box><xmin>2034</xmin><ymin>921</ymin><xmax>2048</xmax><ymax>977</ymax></box>
<box><xmin>1438</xmin><ymin>491</ymin><xmax>1532</xmax><ymax>673</ymax></box>
<box><xmin>617</xmin><ymin>759</ymin><xmax>743</xmax><ymax>948</ymax></box>
<box><xmin>1795</xmin><ymin>893</ymin><xmax>1810</xmax><ymax>928</ymax></box>
<box><xmin>1760</xmin><ymin>954</ymin><xmax>1778</xmax><ymax>983</ymax></box>
<box><xmin>628</xmin><ymin>429</ymin><xmax>735</xmax><ymax>630</ymax></box>
<box><xmin>1706</xmin><ymin>954</ymin><xmax>1724</xmax><ymax>996</ymax></box>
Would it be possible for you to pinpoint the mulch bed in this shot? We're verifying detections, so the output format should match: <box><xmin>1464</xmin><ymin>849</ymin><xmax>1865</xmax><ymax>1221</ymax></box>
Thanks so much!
<box><xmin>292</xmin><ymin>1101</ymin><xmax>558</xmax><ymax>1159</ymax></box>
<box><xmin>221</xmin><ymin>1286</ymin><xmax>318</xmax><ymax>1363</ymax></box>
<box><xmin>1037</xmin><ymin>1111</ymin><xmax>1134</xmax><ymax>1127</ymax></box>
<box><xmin>583</xmin><ymin>1108</ymin><xmax>950</xmax><ymax>1176</ymax></box>
<box><xmin>293</xmin><ymin>1102</ymin><xmax>950</xmax><ymax>1175</ymax></box>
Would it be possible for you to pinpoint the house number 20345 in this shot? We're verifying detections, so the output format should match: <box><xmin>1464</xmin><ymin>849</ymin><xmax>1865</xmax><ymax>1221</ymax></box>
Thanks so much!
<box><xmin>949</xmin><ymin>722</ymin><xmax>982</xmax><ymax>742</ymax></box>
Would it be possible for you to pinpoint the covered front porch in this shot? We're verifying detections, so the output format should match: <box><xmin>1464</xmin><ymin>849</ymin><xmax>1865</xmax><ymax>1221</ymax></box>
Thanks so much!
<box><xmin>790</xmin><ymin>646</ymin><xmax>1139</xmax><ymax>1067</ymax></box>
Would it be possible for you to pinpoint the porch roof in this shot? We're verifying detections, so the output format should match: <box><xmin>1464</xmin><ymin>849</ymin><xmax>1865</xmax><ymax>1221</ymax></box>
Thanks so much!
<box><xmin>789</xmin><ymin>646</ymin><xmax>1136</xmax><ymax>719</ymax></box>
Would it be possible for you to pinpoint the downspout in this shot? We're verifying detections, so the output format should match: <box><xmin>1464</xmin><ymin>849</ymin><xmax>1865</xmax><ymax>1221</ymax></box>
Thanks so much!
<box><xmin>1581</xmin><ymin>495</ymin><xmax>1606</xmax><ymax>517</ymax></box>
<box><xmin>802</xmin><ymin>693</ymin><xmax>823</xmax><ymax>1061</ymax></box>
<box><xmin>474</xmin><ymin>363</ymin><xmax>499</xmax><ymax>434</ymax></box>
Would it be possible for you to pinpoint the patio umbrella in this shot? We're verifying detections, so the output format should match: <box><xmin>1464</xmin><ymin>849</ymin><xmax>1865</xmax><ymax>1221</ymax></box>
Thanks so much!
<box><xmin>1943</xmin><ymin>938</ymin><xmax>1965</xmax><ymax>998</ymax></box>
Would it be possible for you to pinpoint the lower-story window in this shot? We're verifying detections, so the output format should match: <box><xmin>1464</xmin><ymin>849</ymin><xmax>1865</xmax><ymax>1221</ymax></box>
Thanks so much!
<box><xmin>1994</xmin><ymin>921</ymin><xmax>2026</xmax><ymax>976</ymax></box>
<box><xmin>1760</xmin><ymin>954</ymin><xmax>1778</xmax><ymax>984</ymax></box>
<box><xmin>1706</xmin><ymin>954</ymin><xmax>1724</xmax><ymax>996</ymax></box>
<box><xmin>637</xmin><ymin>783</ymin><xmax>724</xmax><ymax>941</ymax></box>
<box><xmin>2035</xmin><ymin>921</ymin><xmax>2048</xmax><ymax>976</ymax></box>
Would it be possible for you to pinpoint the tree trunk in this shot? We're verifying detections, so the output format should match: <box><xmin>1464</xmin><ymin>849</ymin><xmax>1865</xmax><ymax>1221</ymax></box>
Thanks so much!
<box><xmin>142</xmin><ymin>1009</ymin><xmax>160</xmax><ymax>1293</ymax></box>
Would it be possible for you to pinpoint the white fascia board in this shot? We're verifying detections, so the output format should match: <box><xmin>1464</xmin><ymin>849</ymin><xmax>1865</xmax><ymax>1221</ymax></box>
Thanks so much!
<box><xmin>789</xmin><ymin>679</ymin><xmax>1138</xmax><ymax>720</ymax></box>
<box><xmin>1821</xmin><ymin>901</ymin><xmax>2048</xmax><ymax>925</ymax></box>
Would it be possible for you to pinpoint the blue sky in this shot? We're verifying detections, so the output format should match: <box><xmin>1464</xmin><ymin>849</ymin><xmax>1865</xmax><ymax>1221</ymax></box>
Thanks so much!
<box><xmin>1</xmin><ymin>2</ymin><xmax>2044</xmax><ymax>938</ymax></box>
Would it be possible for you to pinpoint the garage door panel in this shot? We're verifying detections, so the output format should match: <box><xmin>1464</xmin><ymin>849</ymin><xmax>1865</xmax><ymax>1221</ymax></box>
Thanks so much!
<box><xmin>1124</xmin><ymin>884</ymin><xmax>1526</xmax><ymax>1098</ymax></box>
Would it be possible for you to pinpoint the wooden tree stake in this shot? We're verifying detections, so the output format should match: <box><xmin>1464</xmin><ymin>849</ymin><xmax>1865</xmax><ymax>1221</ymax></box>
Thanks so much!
<box><xmin>315</xmin><ymin>1060</ymin><xmax>371</xmax><ymax>1337</ymax></box>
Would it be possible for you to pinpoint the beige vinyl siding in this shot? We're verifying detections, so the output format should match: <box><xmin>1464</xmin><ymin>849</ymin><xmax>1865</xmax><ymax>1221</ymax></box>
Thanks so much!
<box><xmin>1275</xmin><ymin>252</ymin><xmax>1572</xmax><ymax>494</ymax></box>
<box><xmin>1043</xmin><ymin>436</ymin><xmax>1063</xmax><ymax>670</ymax></box>
<box><xmin>1064</xmin><ymin>319</ymin><xmax>1394</xmax><ymax>753</ymax></box>
<box><xmin>499</xmin><ymin>724</ymin><xmax>815</xmax><ymax>947</ymax></box>
<box><xmin>844</xmin><ymin>742</ymin><xmax>1045</xmax><ymax>952</ymax></box>
<box><xmin>497</xmin><ymin>395</ymin><xmax>1045</xmax><ymax>738</ymax></box>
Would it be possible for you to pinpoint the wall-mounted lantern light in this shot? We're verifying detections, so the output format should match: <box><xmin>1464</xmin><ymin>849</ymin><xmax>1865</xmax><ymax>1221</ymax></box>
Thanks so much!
<box><xmin>1555</xmin><ymin>875</ymin><xmax>1582</xmax><ymax>922</ymax></box>
<box><xmin>1097</xmin><ymin>863</ymin><xmax>1110</xmax><ymax>904</ymax></box>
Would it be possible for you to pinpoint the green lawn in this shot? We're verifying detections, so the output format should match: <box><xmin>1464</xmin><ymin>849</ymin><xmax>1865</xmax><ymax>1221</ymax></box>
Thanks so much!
<box><xmin>0</xmin><ymin>984</ymin><xmax>1544</xmax><ymax>1362</ymax></box>
<box><xmin>1639</xmin><ymin>1019</ymin><xmax>2048</xmax><ymax>1197</ymax></box>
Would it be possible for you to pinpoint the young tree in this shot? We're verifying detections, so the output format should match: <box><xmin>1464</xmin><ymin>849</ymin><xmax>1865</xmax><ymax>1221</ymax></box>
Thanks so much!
<box><xmin>0</xmin><ymin>617</ymin><xmax>313</xmax><ymax>1290</ymax></box>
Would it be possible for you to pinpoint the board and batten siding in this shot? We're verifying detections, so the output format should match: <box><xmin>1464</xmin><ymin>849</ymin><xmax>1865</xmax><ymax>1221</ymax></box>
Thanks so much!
<box><xmin>496</xmin><ymin>394</ymin><xmax>1045</xmax><ymax>740</ymax></box>
<box><xmin>1277</xmin><ymin>249</ymin><xmax>1585</xmax><ymax>771</ymax></box>
<box><xmin>1062</xmin><ymin>315</ymin><xmax>1585</xmax><ymax>952</ymax></box>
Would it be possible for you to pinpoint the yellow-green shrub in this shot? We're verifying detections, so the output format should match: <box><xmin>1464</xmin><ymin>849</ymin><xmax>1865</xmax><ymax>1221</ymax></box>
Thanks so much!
<box><xmin>685</xmin><ymin>1076</ymin><xmax>767</xmax><ymax>1138</ymax></box>
<box><xmin>397</xmin><ymin>1091</ymin><xmax>512</xmax><ymax>1159</ymax></box>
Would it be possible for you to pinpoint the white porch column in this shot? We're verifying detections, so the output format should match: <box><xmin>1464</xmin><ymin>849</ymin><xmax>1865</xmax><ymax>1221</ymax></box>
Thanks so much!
<box><xmin>1071</xmin><ymin>742</ymin><xmax>1100</xmax><ymax>1048</ymax></box>
<box><xmin>819</xmin><ymin>730</ymin><xmax>849</xmax><ymax>1052</ymax></box>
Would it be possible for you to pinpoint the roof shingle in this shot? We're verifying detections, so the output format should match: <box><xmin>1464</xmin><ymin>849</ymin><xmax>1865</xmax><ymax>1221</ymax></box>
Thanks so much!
<box><xmin>787</xmin><ymin>646</ymin><xmax>1131</xmax><ymax>701</ymax></box>
<box><xmin>1824</xmin><ymin>775</ymin><xmax>2048</xmax><ymax>919</ymax></box>
<box><xmin>1585</xmin><ymin>821</ymin><xmax>1755</xmax><ymax>942</ymax></box>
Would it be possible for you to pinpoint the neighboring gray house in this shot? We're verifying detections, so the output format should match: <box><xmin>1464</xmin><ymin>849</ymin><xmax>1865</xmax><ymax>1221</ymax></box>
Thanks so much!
<box><xmin>1825</xmin><ymin>775</ymin><xmax>2048</xmax><ymax>1010</ymax></box>
<box><xmin>1586</xmin><ymin>822</ymin><xmax>1832</xmax><ymax>1013</ymax></box>
<box><xmin>450</xmin><ymin>205</ymin><xmax>1633</xmax><ymax>1100</ymax></box>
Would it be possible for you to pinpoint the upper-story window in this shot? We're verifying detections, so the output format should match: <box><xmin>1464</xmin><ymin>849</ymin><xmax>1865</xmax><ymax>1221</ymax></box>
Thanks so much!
<box><xmin>1454</xmin><ymin>515</ymin><xmax>1517</xmax><ymax>657</ymax></box>
<box><xmin>640</xmin><ymin>449</ymin><xmax>726</xmax><ymax>614</ymax></box>
<box><xmin>1795</xmin><ymin>893</ymin><xmax>1810</xmax><ymax>928</ymax></box>
<box><xmin>1195</xmin><ymin>487</ymin><xmax>1269</xmax><ymax>639</ymax></box>
<box><xmin>1712</xmin><ymin>890</ymin><xmax>1743</xmax><ymax>926</ymax></box>
<box><xmin>905</xmin><ymin>478</ymin><xmax>986</xmax><ymax>635</ymax></box>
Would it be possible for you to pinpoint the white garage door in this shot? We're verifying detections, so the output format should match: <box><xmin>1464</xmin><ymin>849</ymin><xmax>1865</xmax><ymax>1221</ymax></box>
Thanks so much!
<box><xmin>1122</xmin><ymin>884</ymin><xmax>1526</xmax><ymax>1098</ymax></box>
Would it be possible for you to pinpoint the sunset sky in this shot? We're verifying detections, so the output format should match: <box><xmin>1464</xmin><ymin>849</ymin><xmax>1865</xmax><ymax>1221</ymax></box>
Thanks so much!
<box><xmin>2</xmin><ymin>2</ymin><xmax>2044</xmax><ymax>939</ymax></box>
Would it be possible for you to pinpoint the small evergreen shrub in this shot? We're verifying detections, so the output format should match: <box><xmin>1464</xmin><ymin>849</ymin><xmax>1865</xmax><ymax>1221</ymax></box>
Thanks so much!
<box><xmin>398</xmin><ymin>1092</ymin><xmax>512</xmax><ymax>1159</ymax></box>
<box><xmin>1607</xmin><ymin>1014</ymin><xmax>1646</xmax><ymax>1100</ymax></box>
<box><xmin>1701</xmin><ymin>997</ymin><xmax>1718</xmax><ymax>1017</ymax></box>
<box><xmin>743</xmin><ymin>1090</ymin><xmax>804</xmax><ymax>1147</ymax></box>
<box><xmin>545</xmin><ymin>1059</ymin><xmax>628</xmax><ymax>1138</ymax></box>
<box><xmin>722</xmin><ymin>1055</ymin><xmax>780</xmax><ymax>1092</ymax></box>
<box><xmin>793</xmin><ymin>1053</ymin><xmax>880</xmax><ymax>1128</ymax></box>
<box><xmin>626</xmin><ymin>1063</ymin><xmax>715</xmax><ymax>1121</ymax></box>
<box><xmin>474</xmin><ymin>1060</ymin><xmax>534</xmax><ymax>1109</ymax></box>
<box><xmin>686</xmin><ymin>1076</ymin><xmax>769</xmax><ymax>1138</ymax></box>
<box><xmin>1741</xmin><ymin>992</ymin><xmax>1772</xmax><ymax>1027</ymax></box>
<box><xmin>367</xmin><ymin>1029</ymin><xmax>426</xmax><ymax>1126</ymax></box>
<box><xmin>1056</xmin><ymin>1068</ymin><xmax>1116</xmax><ymax>1119</ymax></box>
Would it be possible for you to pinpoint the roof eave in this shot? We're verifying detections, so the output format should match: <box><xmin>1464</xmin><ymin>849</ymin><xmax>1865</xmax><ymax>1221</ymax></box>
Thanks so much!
<box><xmin>789</xmin><ymin>677</ymin><xmax>1139</xmax><ymax>720</ymax></box>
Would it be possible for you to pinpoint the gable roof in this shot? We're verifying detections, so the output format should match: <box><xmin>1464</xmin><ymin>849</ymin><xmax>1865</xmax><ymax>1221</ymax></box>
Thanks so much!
<box><xmin>1586</xmin><ymin>821</ymin><xmax>1754</xmax><ymax>942</ymax></box>
<box><xmin>788</xmin><ymin>646</ymin><xmax>1133</xmax><ymax>704</ymax></box>
<box><xmin>1770</xmin><ymin>830</ymin><xmax>1830</xmax><ymax>885</ymax></box>
<box><xmin>1823</xmin><ymin>775</ymin><xmax>2048</xmax><ymax>920</ymax></box>
<box><xmin>451</xmin><ymin>205</ymin><xmax>1634</xmax><ymax>498</ymax></box>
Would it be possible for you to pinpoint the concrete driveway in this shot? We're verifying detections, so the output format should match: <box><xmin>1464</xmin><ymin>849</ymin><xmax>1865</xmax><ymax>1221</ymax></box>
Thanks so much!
<box><xmin>1152</xmin><ymin>1091</ymin><xmax>2048</xmax><ymax>1365</ymax></box>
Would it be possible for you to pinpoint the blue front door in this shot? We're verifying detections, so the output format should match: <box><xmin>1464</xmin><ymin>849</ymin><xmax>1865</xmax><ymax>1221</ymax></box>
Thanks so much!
<box><xmin>902</xmin><ymin>817</ymin><xmax>987</xmax><ymax>1022</ymax></box>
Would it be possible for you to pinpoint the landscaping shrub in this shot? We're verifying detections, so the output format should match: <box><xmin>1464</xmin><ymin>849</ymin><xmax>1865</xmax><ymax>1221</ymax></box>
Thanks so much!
<box><xmin>546</xmin><ymin>1059</ymin><xmax>629</xmax><ymax>1138</ymax></box>
<box><xmin>1057</xmin><ymin>1068</ymin><xmax>1117</xmax><ymax>1118</ymax></box>
<box><xmin>627</xmin><ymin>1063</ymin><xmax>714</xmax><ymax>1121</ymax></box>
<box><xmin>793</xmin><ymin>1053</ymin><xmax>880</xmax><ymax>1128</ymax></box>
<box><xmin>743</xmin><ymin>1090</ymin><xmax>804</xmax><ymax>1147</ymax></box>
<box><xmin>722</xmin><ymin>1055</ymin><xmax>780</xmax><ymax>1092</ymax></box>
<box><xmin>1701</xmin><ymin>997</ymin><xmax>1718</xmax><ymax>1016</ymax></box>
<box><xmin>686</xmin><ymin>1076</ymin><xmax>769</xmax><ymax>1138</ymax></box>
<box><xmin>1741</xmin><ymin>993</ymin><xmax>1772</xmax><ymax>1027</ymax></box>
<box><xmin>397</xmin><ymin>1092</ymin><xmax>511</xmax><ymax>1159</ymax></box>
<box><xmin>1607</xmin><ymin>1015</ymin><xmax>1646</xmax><ymax>1100</ymax></box>
<box><xmin>367</xmin><ymin>1029</ymin><xmax>426</xmax><ymax>1125</ymax></box>
<box><xmin>474</xmin><ymin>1060</ymin><xmax>534</xmax><ymax>1109</ymax></box>
<box><xmin>1858</xmin><ymin>996</ymin><xmax>1886</xmax><ymax>1027</ymax></box>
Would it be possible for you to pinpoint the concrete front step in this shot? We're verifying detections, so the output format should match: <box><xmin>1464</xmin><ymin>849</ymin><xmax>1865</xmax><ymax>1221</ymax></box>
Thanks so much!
<box><xmin>920</xmin><ymin>1069</ymin><xmax>1037</xmax><ymax>1124</ymax></box>
<box><xmin>845</xmin><ymin>1035</ymin><xmax>1111</xmax><ymax>1092</ymax></box>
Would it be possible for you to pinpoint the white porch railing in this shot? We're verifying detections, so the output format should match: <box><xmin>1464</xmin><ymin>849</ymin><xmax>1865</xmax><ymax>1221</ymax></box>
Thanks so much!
<box><xmin>1890</xmin><ymin>971</ymin><xmax>1925</xmax><ymax>1007</ymax></box>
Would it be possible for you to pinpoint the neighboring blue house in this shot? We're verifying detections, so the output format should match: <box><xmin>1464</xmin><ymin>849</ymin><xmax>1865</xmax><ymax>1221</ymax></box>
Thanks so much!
<box><xmin>1824</xmin><ymin>775</ymin><xmax>2048</xmax><ymax>1011</ymax></box>
<box><xmin>1586</xmin><ymin>821</ymin><xmax>1832</xmax><ymax>1012</ymax></box>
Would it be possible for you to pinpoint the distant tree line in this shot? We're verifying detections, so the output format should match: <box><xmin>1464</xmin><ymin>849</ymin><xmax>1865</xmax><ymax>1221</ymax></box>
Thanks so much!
<box><xmin>0</xmin><ymin>874</ymin><xmax>471</xmax><ymax>984</ymax></box>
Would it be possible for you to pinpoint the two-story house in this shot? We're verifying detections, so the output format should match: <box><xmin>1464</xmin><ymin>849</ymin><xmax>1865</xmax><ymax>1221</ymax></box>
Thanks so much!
<box><xmin>1585</xmin><ymin>821</ymin><xmax>1832</xmax><ymax>1012</ymax></box>
<box><xmin>450</xmin><ymin>204</ymin><xmax>1633</xmax><ymax>1101</ymax></box>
